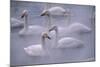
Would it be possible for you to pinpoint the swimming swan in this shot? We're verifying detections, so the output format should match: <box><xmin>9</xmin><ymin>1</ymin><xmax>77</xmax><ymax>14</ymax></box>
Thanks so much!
<box><xmin>24</xmin><ymin>32</ymin><xmax>51</xmax><ymax>56</ymax></box>
<box><xmin>19</xmin><ymin>10</ymin><xmax>45</xmax><ymax>36</ymax></box>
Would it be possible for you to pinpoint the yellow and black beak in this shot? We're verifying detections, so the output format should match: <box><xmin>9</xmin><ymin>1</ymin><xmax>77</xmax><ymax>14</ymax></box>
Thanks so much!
<box><xmin>49</xmin><ymin>26</ymin><xmax>57</xmax><ymax>32</ymax></box>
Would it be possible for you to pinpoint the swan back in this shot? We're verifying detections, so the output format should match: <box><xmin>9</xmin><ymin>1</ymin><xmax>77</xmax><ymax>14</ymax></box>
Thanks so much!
<box><xmin>58</xmin><ymin>37</ymin><xmax>83</xmax><ymax>48</ymax></box>
<box><xmin>68</xmin><ymin>23</ymin><xmax>91</xmax><ymax>34</ymax></box>
<box><xmin>48</xmin><ymin>7</ymin><xmax>66</xmax><ymax>15</ymax></box>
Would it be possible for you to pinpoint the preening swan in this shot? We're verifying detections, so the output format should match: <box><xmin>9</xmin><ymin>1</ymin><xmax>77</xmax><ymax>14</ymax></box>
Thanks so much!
<box><xmin>19</xmin><ymin>10</ymin><xmax>45</xmax><ymax>35</ymax></box>
<box><xmin>11</xmin><ymin>18</ymin><xmax>24</xmax><ymax>28</ymax></box>
<box><xmin>49</xmin><ymin>26</ymin><xmax>84</xmax><ymax>48</ymax></box>
<box><xmin>24</xmin><ymin>32</ymin><xmax>51</xmax><ymax>56</ymax></box>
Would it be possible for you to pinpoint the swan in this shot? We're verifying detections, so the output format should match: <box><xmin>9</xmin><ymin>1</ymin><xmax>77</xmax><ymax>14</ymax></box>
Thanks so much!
<box><xmin>49</xmin><ymin>26</ymin><xmax>84</xmax><ymax>48</ymax></box>
<box><xmin>24</xmin><ymin>32</ymin><xmax>51</xmax><ymax>56</ymax></box>
<box><xmin>19</xmin><ymin>10</ymin><xmax>45</xmax><ymax>35</ymax></box>
<box><xmin>40</xmin><ymin>6</ymin><xmax>70</xmax><ymax>30</ymax></box>
<box><xmin>11</xmin><ymin>18</ymin><xmax>24</xmax><ymax>28</ymax></box>
<box><xmin>49</xmin><ymin>22</ymin><xmax>92</xmax><ymax>38</ymax></box>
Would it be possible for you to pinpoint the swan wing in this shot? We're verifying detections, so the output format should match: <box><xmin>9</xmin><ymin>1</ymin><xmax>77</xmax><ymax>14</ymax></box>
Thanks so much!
<box><xmin>58</xmin><ymin>37</ymin><xmax>83</xmax><ymax>48</ymax></box>
<box><xmin>67</xmin><ymin>23</ymin><xmax>91</xmax><ymax>34</ymax></box>
<box><xmin>11</xmin><ymin>18</ymin><xmax>23</xmax><ymax>27</ymax></box>
<box><xmin>19</xmin><ymin>25</ymin><xmax>45</xmax><ymax>35</ymax></box>
<box><xmin>48</xmin><ymin>7</ymin><xmax>66</xmax><ymax>15</ymax></box>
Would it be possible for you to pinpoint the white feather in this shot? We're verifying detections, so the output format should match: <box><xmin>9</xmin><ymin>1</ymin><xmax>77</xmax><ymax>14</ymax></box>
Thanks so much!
<box><xmin>57</xmin><ymin>37</ymin><xmax>83</xmax><ymax>48</ymax></box>
<box><xmin>24</xmin><ymin>45</ymin><xmax>45</xmax><ymax>56</ymax></box>
<box><xmin>19</xmin><ymin>25</ymin><xmax>45</xmax><ymax>35</ymax></box>
<box><xmin>67</xmin><ymin>23</ymin><xmax>91</xmax><ymax>34</ymax></box>
<box><xmin>48</xmin><ymin>7</ymin><xmax>66</xmax><ymax>15</ymax></box>
<box><xmin>11</xmin><ymin>18</ymin><xmax>23</xmax><ymax>27</ymax></box>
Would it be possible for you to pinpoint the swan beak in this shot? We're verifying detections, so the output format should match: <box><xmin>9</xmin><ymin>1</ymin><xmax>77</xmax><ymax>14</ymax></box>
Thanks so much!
<box><xmin>40</xmin><ymin>11</ymin><xmax>48</xmax><ymax>16</ymax></box>
<box><xmin>40</xmin><ymin>13</ymin><xmax>45</xmax><ymax>16</ymax></box>
<box><xmin>47</xmin><ymin>36</ymin><xmax>51</xmax><ymax>40</ymax></box>
<box><xmin>49</xmin><ymin>26</ymin><xmax>57</xmax><ymax>32</ymax></box>
<box><xmin>21</xmin><ymin>13</ymin><xmax>25</xmax><ymax>18</ymax></box>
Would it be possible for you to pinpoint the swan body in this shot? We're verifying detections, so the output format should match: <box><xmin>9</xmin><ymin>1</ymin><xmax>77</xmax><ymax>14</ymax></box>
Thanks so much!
<box><xmin>57</xmin><ymin>37</ymin><xmax>83</xmax><ymax>48</ymax></box>
<box><xmin>67</xmin><ymin>23</ymin><xmax>92</xmax><ymax>34</ymax></box>
<box><xmin>11</xmin><ymin>18</ymin><xmax>24</xmax><ymax>28</ymax></box>
<box><xmin>41</xmin><ymin>6</ymin><xmax>68</xmax><ymax>16</ymax></box>
<box><xmin>19</xmin><ymin>25</ymin><xmax>45</xmax><ymax>35</ymax></box>
<box><xmin>24</xmin><ymin>45</ymin><xmax>45</xmax><ymax>56</ymax></box>
<box><xmin>47</xmin><ymin>7</ymin><xmax>66</xmax><ymax>15</ymax></box>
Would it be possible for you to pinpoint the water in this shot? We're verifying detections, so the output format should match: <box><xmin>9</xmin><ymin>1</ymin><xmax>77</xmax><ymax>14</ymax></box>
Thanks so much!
<box><xmin>10</xmin><ymin>1</ymin><xmax>95</xmax><ymax>66</ymax></box>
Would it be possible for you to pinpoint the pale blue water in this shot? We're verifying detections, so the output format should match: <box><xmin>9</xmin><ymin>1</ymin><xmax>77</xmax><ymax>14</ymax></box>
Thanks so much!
<box><xmin>10</xmin><ymin>1</ymin><xmax>95</xmax><ymax>66</ymax></box>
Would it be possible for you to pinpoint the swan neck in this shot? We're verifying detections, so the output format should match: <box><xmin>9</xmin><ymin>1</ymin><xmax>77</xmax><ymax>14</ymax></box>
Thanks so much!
<box><xmin>41</xmin><ymin>37</ymin><xmax>46</xmax><ymax>49</ymax></box>
<box><xmin>55</xmin><ymin>29</ymin><xmax>58</xmax><ymax>45</ymax></box>
<box><xmin>47</xmin><ymin>15</ymin><xmax>52</xmax><ymax>30</ymax></box>
<box><xmin>24</xmin><ymin>15</ymin><xmax>28</xmax><ymax>29</ymax></box>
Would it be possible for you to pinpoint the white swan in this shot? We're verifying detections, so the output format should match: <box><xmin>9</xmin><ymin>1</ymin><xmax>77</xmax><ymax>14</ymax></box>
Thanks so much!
<box><xmin>19</xmin><ymin>10</ymin><xmax>45</xmax><ymax>35</ymax></box>
<box><xmin>49</xmin><ymin>26</ymin><xmax>84</xmax><ymax>48</ymax></box>
<box><xmin>40</xmin><ymin>6</ymin><xmax>70</xmax><ymax>30</ymax></box>
<box><xmin>11</xmin><ymin>18</ymin><xmax>24</xmax><ymax>28</ymax></box>
<box><xmin>24</xmin><ymin>32</ymin><xmax>51</xmax><ymax>56</ymax></box>
<box><xmin>49</xmin><ymin>22</ymin><xmax>92</xmax><ymax>38</ymax></box>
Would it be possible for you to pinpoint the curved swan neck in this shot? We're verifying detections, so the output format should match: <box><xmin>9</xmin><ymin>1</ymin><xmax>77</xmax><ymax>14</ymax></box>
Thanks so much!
<box><xmin>49</xmin><ymin>26</ymin><xmax>58</xmax><ymax>45</ymax></box>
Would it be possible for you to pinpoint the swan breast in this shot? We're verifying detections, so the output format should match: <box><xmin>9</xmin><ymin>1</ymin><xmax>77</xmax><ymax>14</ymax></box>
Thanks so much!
<box><xmin>24</xmin><ymin>44</ymin><xmax>45</xmax><ymax>56</ymax></box>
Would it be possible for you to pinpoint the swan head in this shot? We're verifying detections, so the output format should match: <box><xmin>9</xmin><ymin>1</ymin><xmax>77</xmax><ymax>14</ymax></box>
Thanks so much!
<box><xmin>49</xmin><ymin>26</ymin><xmax>58</xmax><ymax>33</ymax></box>
<box><xmin>21</xmin><ymin>10</ymin><xmax>28</xmax><ymax>18</ymax></box>
<box><xmin>42</xmin><ymin>32</ymin><xmax>51</xmax><ymax>40</ymax></box>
